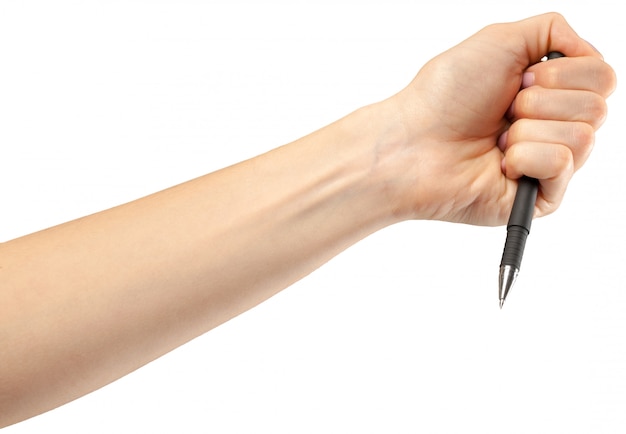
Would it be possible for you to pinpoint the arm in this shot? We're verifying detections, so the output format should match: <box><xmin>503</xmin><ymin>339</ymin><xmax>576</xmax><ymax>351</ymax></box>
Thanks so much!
<box><xmin>0</xmin><ymin>12</ymin><xmax>615</xmax><ymax>427</ymax></box>
<box><xmin>0</xmin><ymin>105</ymin><xmax>400</xmax><ymax>426</ymax></box>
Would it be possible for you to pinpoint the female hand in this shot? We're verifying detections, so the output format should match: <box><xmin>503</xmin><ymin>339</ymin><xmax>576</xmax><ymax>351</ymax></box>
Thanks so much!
<box><xmin>381</xmin><ymin>12</ymin><xmax>616</xmax><ymax>225</ymax></box>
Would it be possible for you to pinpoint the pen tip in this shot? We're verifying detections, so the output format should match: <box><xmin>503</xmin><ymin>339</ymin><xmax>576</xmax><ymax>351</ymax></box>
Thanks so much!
<box><xmin>499</xmin><ymin>299</ymin><xmax>505</xmax><ymax>310</ymax></box>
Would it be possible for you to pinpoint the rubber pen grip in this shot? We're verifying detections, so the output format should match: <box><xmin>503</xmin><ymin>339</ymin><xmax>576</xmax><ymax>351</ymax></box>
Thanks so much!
<box><xmin>500</xmin><ymin>176</ymin><xmax>538</xmax><ymax>269</ymax></box>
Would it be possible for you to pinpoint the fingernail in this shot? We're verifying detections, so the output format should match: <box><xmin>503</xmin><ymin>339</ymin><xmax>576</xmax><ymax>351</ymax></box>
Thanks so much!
<box><xmin>497</xmin><ymin>130</ymin><xmax>508</xmax><ymax>152</ymax></box>
<box><xmin>521</xmin><ymin>72</ymin><xmax>535</xmax><ymax>89</ymax></box>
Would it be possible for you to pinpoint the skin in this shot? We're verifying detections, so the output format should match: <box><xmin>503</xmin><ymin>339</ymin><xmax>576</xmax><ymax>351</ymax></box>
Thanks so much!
<box><xmin>0</xmin><ymin>12</ymin><xmax>616</xmax><ymax>428</ymax></box>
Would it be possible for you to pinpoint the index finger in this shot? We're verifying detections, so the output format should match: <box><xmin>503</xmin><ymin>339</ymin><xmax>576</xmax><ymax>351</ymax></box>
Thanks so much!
<box><xmin>526</xmin><ymin>56</ymin><xmax>617</xmax><ymax>98</ymax></box>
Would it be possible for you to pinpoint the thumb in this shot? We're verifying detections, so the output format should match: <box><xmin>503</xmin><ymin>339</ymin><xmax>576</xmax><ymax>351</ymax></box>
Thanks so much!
<box><xmin>482</xmin><ymin>12</ymin><xmax>601</xmax><ymax>65</ymax></box>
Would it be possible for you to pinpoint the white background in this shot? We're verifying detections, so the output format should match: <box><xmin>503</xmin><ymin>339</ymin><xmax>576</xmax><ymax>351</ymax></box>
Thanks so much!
<box><xmin>1</xmin><ymin>1</ymin><xmax>624</xmax><ymax>432</ymax></box>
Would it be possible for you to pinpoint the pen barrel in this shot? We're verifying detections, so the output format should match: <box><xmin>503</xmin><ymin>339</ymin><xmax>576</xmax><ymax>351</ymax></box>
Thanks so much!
<box><xmin>547</xmin><ymin>51</ymin><xmax>565</xmax><ymax>60</ymax></box>
<box><xmin>500</xmin><ymin>176</ymin><xmax>539</xmax><ymax>269</ymax></box>
<box><xmin>500</xmin><ymin>225</ymin><xmax>529</xmax><ymax>269</ymax></box>
<box><xmin>507</xmin><ymin>176</ymin><xmax>538</xmax><ymax>229</ymax></box>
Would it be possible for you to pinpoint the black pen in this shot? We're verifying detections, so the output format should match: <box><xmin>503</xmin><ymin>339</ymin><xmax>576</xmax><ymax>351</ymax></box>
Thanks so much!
<box><xmin>498</xmin><ymin>51</ymin><xmax>565</xmax><ymax>309</ymax></box>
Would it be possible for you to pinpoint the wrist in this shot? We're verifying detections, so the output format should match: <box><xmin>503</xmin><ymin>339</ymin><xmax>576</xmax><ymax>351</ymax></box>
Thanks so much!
<box><xmin>354</xmin><ymin>95</ymin><xmax>431</xmax><ymax>223</ymax></box>
<box><xmin>342</xmin><ymin>101</ymin><xmax>412</xmax><ymax>225</ymax></box>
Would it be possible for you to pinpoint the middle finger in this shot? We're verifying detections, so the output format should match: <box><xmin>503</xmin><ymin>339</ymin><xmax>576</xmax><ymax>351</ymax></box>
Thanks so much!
<box><xmin>508</xmin><ymin>87</ymin><xmax>607</xmax><ymax>129</ymax></box>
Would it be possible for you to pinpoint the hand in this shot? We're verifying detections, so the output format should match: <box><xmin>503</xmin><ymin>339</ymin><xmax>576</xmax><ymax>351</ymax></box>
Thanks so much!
<box><xmin>380</xmin><ymin>12</ymin><xmax>616</xmax><ymax>225</ymax></box>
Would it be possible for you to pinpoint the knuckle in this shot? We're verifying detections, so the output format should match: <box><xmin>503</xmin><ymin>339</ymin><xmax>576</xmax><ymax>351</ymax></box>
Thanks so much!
<box><xmin>506</xmin><ymin>118</ymin><xmax>526</xmax><ymax>141</ymax></box>
<box><xmin>542</xmin><ymin>63</ymin><xmax>562</xmax><ymax>89</ymax></box>
<box><xmin>570</xmin><ymin>122</ymin><xmax>595</xmax><ymax>170</ymax></box>
<box><xmin>512</xmin><ymin>88</ymin><xmax>538</xmax><ymax>117</ymax></box>
<box><xmin>553</xmin><ymin>144</ymin><xmax>575</xmax><ymax>174</ymax></box>
<box><xmin>571</xmin><ymin>122</ymin><xmax>595</xmax><ymax>149</ymax></box>
<box><xmin>546</xmin><ymin>11</ymin><xmax>566</xmax><ymax>22</ymax></box>
<box><xmin>585</xmin><ymin>93</ymin><xmax>607</xmax><ymax>128</ymax></box>
<box><xmin>599</xmin><ymin>62</ymin><xmax>618</xmax><ymax>97</ymax></box>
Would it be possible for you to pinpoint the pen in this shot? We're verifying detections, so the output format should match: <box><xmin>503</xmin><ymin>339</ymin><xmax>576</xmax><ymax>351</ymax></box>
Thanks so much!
<box><xmin>498</xmin><ymin>51</ymin><xmax>565</xmax><ymax>309</ymax></box>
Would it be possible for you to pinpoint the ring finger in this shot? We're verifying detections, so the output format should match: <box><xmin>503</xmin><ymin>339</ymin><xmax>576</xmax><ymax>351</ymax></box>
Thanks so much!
<box><xmin>499</xmin><ymin>119</ymin><xmax>595</xmax><ymax>171</ymax></box>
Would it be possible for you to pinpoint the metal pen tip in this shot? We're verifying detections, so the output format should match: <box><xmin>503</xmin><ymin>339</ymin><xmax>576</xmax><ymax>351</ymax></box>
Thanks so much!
<box><xmin>499</xmin><ymin>265</ymin><xmax>518</xmax><ymax>310</ymax></box>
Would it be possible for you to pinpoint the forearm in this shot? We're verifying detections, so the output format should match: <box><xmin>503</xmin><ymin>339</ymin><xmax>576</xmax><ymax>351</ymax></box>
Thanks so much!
<box><xmin>0</xmin><ymin>102</ymin><xmax>401</xmax><ymax>426</ymax></box>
